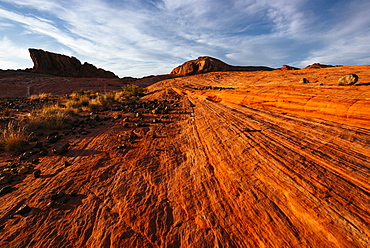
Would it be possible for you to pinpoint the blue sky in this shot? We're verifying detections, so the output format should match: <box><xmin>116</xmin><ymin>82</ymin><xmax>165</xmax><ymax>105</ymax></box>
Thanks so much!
<box><xmin>0</xmin><ymin>0</ymin><xmax>370</xmax><ymax>77</ymax></box>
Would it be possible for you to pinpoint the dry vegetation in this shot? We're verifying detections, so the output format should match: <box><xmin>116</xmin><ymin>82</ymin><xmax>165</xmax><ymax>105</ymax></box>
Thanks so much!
<box><xmin>29</xmin><ymin>93</ymin><xmax>52</xmax><ymax>101</ymax></box>
<box><xmin>0</xmin><ymin>122</ymin><xmax>29</xmax><ymax>151</ymax></box>
<box><xmin>0</xmin><ymin>85</ymin><xmax>146</xmax><ymax>152</ymax></box>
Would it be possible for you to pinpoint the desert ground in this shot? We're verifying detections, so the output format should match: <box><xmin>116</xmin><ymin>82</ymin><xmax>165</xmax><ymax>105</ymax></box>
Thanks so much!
<box><xmin>0</xmin><ymin>65</ymin><xmax>369</xmax><ymax>247</ymax></box>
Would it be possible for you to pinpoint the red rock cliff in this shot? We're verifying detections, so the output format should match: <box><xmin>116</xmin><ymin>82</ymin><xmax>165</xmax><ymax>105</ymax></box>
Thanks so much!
<box><xmin>28</xmin><ymin>48</ymin><xmax>117</xmax><ymax>78</ymax></box>
<box><xmin>170</xmin><ymin>56</ymin><xmax>273</xmax><ymax>76</ymax></box>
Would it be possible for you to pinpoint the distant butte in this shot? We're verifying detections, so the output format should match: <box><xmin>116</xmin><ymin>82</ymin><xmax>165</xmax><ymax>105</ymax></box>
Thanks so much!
<box><xmin>170</xmin><ymin>56</ymin><xmax>274</xmax><ymax>76</ymax></box>
<box><xmin>27</xmin><ymin>48</ymin><xmax>118</xmax><ymax>78</ymax></box>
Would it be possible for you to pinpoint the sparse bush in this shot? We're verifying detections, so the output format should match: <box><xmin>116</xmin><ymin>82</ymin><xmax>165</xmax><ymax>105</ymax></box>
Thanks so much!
<box><xmin>29</xmin><ymin>93</ymin><xmax>52</xmax><ymax>100</ymax></box>
<box><xmin>71</xmin><ymin>89</ymin><xmax>95</xmax><ymax>98</ymax></box>
<box><xmin>66</xmin><ymin>90</ymin><xmax>118</xmax><ymax>111</ymax></box>
<box><xmin>96</xmin><ymin>91</ymin><xmax>116</xmax><ymax>107</ymax></box>
<box><xmin>65</xmin><ymin>95</ymin><xmax>91</xmax><ymax>110</ymax></box>
<box><xmin>27</xmin><ymin>105</ymin><xmax>76</xmax><ymax>130</ymax></box>
<box><xmin>0</xmin><ymin>122</ymin><xmax>29</xmax><ymax>151</ymax></box>
<box><xmin>121</xmin><ymin>85</ymin><xmax>146</xmax><ymax>98</ymax></box>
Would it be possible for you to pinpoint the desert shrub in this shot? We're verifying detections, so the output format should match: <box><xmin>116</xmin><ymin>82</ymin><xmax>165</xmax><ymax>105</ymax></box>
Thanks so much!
<box><xmin>0</xmin><ymin>121</ymin><xmax>29</xmax><ymax>151</ymax></box>
<box><xmin>71</xmin><ymin>89</ymin><xmax>95</xmax><ymax>98</ymax></box>
<box><xmin>27</xmin><ymin>105</ymin><xmax>76</xmax><ymax>130</ymax></box>
<box><xmin>121</xmin><ymin>85</ymin><xmax>146</xmax><ymax>98</ymax></box>
<box><xmin>65</xmin><ymin>95</ymin><xmax>91</xmax><ymax>110</ymax></box>
<box><xmin>96</xmin><ymin>91</ymin><xmax>116</xmax><ymax>106</ymax></box>
<box><xmin>29</xmin><ymin>93</ymin><xmax>52</xmax><ymax>100</ymax></box>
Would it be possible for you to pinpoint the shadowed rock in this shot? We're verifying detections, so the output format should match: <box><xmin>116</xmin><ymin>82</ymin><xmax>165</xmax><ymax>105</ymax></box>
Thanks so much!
<box><xmin>28</xmin><ymin>49</ymin><xmax>117</xmax><ymax>78</ymax></box>
<box><xmin>14</xmin><ymin>204</ymin><xmax>31</xmax><ymax>215</ymax></box>
<box><xmin>52</xmin><ymin>143</ymin><xmax>70</xmax><ymax>155</ymax></box>
<box><xmin>0</xmin><ymin>186</ymin><xmax>12</xmax><ymax>195</ymax></box>
<box><xmin>299</xmin><ymin>78</ymin><xmax>309</xmax><ymax>83</ymax></box>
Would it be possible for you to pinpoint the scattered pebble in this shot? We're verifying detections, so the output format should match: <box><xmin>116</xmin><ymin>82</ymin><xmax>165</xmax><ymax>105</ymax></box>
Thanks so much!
<box><xmin>14</xmin><ymin>204</ymin><xmax>31</xmax><ymax>215</ymax></box>
<box><xmin>33</xmin><ymin>169</ymin><xmax>41</xmax><ymax>178</ymax></box>
<box><xmin>0</xmin><ymin>185</ymin><xmax>12</xmax><ymax>195</ymax></box>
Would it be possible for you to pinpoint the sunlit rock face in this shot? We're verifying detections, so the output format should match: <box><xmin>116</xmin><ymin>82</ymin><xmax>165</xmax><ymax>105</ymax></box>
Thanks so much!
<box><xmin>170</xmin><ymin>56</ymin><xmax>273</xmax><ymax>76</ymax></box>
<box><xmin>0</xmin><ymin>65</ymin><xmax>370</xmax><ymax>247</ymax></box>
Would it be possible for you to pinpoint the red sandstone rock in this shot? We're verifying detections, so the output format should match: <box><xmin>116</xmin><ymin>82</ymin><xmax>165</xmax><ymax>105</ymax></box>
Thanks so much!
<box><xmin>28</xmin><ymin>49</ymin><xmax>117</xmax><ymax>78</ymax></box>
<box><xmin>304</xmin><ymin>63</ymin><xmax>334</xmax><ymax>69</ymax></box>
<box><xmin>0</xmin><ymin>65</ymin><xmax>370</xmax><ymax>247</ymax></box>
<box><xmin>280</xmin><ymin>64</ymin><xmax>300</xmax><ymax>70</ymax></box>
<box><xmin>170</xmin><ymin>56</ymin><xmax>273</xmax><ymax>76</ymax></box>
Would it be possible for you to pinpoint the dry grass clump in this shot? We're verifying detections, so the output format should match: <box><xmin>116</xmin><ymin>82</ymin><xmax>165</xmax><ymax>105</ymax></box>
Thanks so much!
<box><xmin>65</xmin><ymin>90</ymin><xmax>118</xmax><ymax>111</ymax></box>
<box><xmin>29</xmin><ymin>93</ymin><xmax>52</xmax><ymax>100</ymax></box>
<box><xmin>70</xmin><ymin>89</ymin><xmax>95</xmax><ymax>98</ymax></box>
<box><xmin>121</xmin><ymin>85</ymin><xmax>146</xmax><ymax>98</ymax></box>
<box><xmin>0</xmin><ymin>122</ymin><xmax>29</xmax><ymax>151</ymax></box>
<box><xmin>27</xmin><ymin>105</ymin><xmax>76</xmax><ymax>130</ymax></box>
<box><xmin>65</xmin><ymin>95</ymin><xmax>91</xmax><ymax>110</ymax></box>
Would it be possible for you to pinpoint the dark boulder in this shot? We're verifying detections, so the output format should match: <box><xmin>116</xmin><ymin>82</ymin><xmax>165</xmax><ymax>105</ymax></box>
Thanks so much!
<box><xmin>0</xmin><ymin>185</ymin><xmax>12</xmax><ymax>195</ymax></box>
<box><xmin>33</xmin><ymin>169</ymin><xmax>41</xmax><ymax>178</ymax></box>
<box><xmin>52</xmin><ymin>143</ymin><xmax>70</xmax><ymax>155</ymax></box>
<box><xmin>14</xmin><ymin>204</ymin><xmax>32</xmax><ymax>215</ymax></box>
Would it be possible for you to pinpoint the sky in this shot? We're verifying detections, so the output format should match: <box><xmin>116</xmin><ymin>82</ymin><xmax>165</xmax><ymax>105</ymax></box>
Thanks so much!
<box><xmin>0</xmin><ymin>0</ymin><xmax>370</xmax><ymax>78</ymax></box>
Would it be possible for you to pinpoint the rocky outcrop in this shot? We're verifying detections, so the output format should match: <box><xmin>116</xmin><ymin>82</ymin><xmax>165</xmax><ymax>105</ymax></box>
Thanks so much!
<box><xmin>279</xmin><ymin>65</ymin><xmax>300</xmax><ymax>70</ymax></box>
<box><xmin>1</xmin><ymin>65</ymin><xmax>370</xmax><ymax>247</ymax></box>
<box><xmin>170</xmin><ymin>56</ymin><xmax>273</xmax><ymax>76</ymax></box>
<box><xmin>305</xmin><ymin>63</ymin><xmax>334</xmax><ymax>69</ymax></box>
<box><xmin>28</xmin><ymin>49</ymin><xmax>117</xmax><ymax>78</ymax></box>
<box><xmin>338</xmin><ymin>73</ymin><xmax>359</xmax><ymax>86</ymax></box>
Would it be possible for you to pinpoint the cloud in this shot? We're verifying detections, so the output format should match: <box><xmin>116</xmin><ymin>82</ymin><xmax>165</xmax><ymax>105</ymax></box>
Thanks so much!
<box><xmin>0</xmin><ymin>36</ymin><xmax>31</xmax><ymax>68</ymax></box>
<box><xmin>0</xmin><ymin>0</ymin><xmax>369</xmax><ymax>76</ymax></box>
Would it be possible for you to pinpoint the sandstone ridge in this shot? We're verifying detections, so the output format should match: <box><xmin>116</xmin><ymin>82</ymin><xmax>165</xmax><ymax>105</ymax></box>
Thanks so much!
<box><xmin>28</xmin><ymin>48</ymin><xmax>117</xmax><ymax>78</ymax></box>
<box><xmin>170</xmin><ymin>56</ymin><xmax>274</xmax><ymax>76</ymax></box>
<box><xmin>0</xmin><ymin>65</ymin><xmax>370</xmax><ymax>247</ymax></box>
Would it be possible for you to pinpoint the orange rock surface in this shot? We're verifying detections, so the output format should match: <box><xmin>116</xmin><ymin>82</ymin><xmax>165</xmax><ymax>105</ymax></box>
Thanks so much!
<box><xmin>0</xmin><ymin>66</ymin><xmax>369</xmax><ymax>247</ymax></box>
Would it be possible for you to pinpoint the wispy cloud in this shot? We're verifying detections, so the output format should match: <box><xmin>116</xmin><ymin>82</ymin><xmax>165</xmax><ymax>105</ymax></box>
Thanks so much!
<box><xmin>0</xmin><ymin>36</ymin><xmax>31</xmax><ymax>68</ymax></box>
<box><xmin>0</xmin><ymin>0</ymin><xmax>369</xmax><ymax>77</ymax></box>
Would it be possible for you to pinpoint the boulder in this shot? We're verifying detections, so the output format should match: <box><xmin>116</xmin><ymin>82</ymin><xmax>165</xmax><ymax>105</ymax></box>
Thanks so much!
<box><xmin>0</xmin><ymin>185</ymin><xmax>12</xmax><ymax>195</ymax></box>
<box><xmin>14</xmin><ymin>204</ymin><xmax>32</xmax><ymax>215</ymax></box>
<box><xmin>28</xmin><ymin>49</ymin><xmax>117</xmax><ymax>78</ymax></box>
<box><xmin>299</xmin><ymin>78</ymin><xmax>309</xmax><ymax>84</ymax></box>
<box><xmin>33</xmin><ymin>169</ymin><xmax>41</xmax><ymax>178</ymax></box>
<box><xmin>338</xmin><ymin>74</ymin><xmax>358</xmax><ymax>86</ymax></box>
<box><xmin>52</xmin><ymin>143</ymin><xmax>70</xmax><ymax>155</ymax></box>
<box><xmin>170</xmin><ymin>56</ymin><xmax>273</xmax><ymax>76</ymax></box>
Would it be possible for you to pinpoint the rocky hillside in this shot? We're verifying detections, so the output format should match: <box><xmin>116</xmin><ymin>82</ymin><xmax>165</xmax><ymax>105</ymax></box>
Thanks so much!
<box><xmin>0</xmin><ymin>65</ymin><xmax>369</xmax><ymax>247</ymax></box>
<box><xmin>28</xmin><ymin>49</ymin><xmax>117</xmax><ymax>78</ymax></box>
<box><xmin>170</xmin><ymin>56</ymin><xmax>274</xmax><ymax>76</ymax></box>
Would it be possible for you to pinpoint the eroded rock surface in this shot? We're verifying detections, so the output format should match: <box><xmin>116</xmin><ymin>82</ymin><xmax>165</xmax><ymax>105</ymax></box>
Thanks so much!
<box><xmin>171</xmin><ymin>56</ymin><xmax>273</xmax><ymax>76</ymax></box>
<box><xmin>0</xmin><ymin>65</ymin><xmax>370</xmax><ymax>247</ymax></box>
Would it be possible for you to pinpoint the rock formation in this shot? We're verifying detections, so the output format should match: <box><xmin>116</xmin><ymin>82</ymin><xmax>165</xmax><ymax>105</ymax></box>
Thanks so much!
<box><xmin>280</xmin><ymin>65</ymin><xmax>300</xmax><ymax>70</ymax></box>
<box><xmin>305</xmin><ymin>63</ymin><xmax>334</xmax><ymax>69</ymax></box>
<box><xmin>170</xmin><ymin>56</ymin><xmax>273</xmax><ymax>76</ymax></box>
<box><xmin>28</xmin><ymin>49</ymin><xmax>117</xmax><ymax>78</ymax></box>
<box><xmin>338</xmin><ymin>73</ymin><xmax>359</xmax><ymax>86</ymax></box>
<box><xmin>1</xmin><ymin>65</ymin><xmax>370</xmax><ymax>247</ymax></box>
